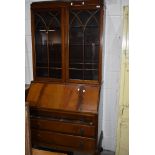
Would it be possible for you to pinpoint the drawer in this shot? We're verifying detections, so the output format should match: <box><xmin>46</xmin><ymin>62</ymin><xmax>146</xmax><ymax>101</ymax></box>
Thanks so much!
<box><xmin>30</xmin><ymin>108</ymin><xmax>97</xmax><ymax>126</ymax></box>
<box><xmin>31</xmin><ymin>129</ymin><xmax>96</xmax><ymax>151</ymax></box>
<box><xmin>31</xmin><ymin>118</ymin><xmax>96</xmax><ymax>138</ymax></box>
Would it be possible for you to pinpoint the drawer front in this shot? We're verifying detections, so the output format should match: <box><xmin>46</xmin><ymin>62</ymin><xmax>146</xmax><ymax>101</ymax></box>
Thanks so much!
<box><xmin>32</xmin><ymin>129</ymin><xmax>96</xmax><ymax>151</ymax></box>
<box><xmin>30</xmin><ymin>108</ymin><xmax>97</xmax><ymax>126</ymax></box>
<box><xmin>31</xmin><ymin>118</ymin><xmax>95</xmax><ymax>138</ymax></box>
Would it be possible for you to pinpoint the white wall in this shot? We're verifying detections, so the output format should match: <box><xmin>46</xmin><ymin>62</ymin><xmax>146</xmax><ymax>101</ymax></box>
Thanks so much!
<box><xmin>25</xmin><ymin>0</ymin><xmax>33</xmax><ymax>84</ymax></box>
<box><xmin>25</xmin><ymin>0</ymin><xmax>61</xmax><ymax>83</ymax></box>
<box><xmin>103</xmin><ymin>0</ymin><xmax>128</xmax><ymax>151</ymax></box>
<box><xmin>25</xmin><ymin>0</ymin><xmax>129</xmax><ymax>152</ymax></box>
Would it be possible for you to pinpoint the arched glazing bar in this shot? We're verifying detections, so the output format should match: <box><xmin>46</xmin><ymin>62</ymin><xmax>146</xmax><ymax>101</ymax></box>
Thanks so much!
<box><xmin>69</xmin><ymin>9</ymin><xmax>100</xmax><ymax>80</ymax></box>
<box><xmin>34</xmin><ymin>10</ymin><xmax>62</xmax><ymax>79</ymax></box>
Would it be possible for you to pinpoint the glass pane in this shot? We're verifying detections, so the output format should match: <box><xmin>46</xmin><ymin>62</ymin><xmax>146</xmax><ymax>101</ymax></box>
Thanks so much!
<box><xmin>84</xmin><ymin>69</ymin><xmax>98</xmax><ymax>80</ymax></box>
<box><xmin>34</xmin><ymin>10</ymin><xmax>62</xmax><ymax>79</ymax></box>
<box><xmin>49</xmin><ymin>31</ymin><xmax>61</xmax><ymax>68</ymax></box>
<box><xmin>49</xmin><ymin>69</ymin><xmax>61</xmax><ymax>79</ymax></box>
<box><xmin>36</xmin><ymin>68</ymin><xmax>48</xmax><ymax>77</ymax></box>
<box><xmin>69</xmin><ymin>45</ymin><xmax>83</xmax><ymax>64</ymax></box>
<box><xmin>48</xmin><ymin>11</ymin><xmax>62</xmax><ymax>79</ymax></box>
<box><xmin>70</xmin><ymin>27</ymin><xmax>83</xmax><ymax>44</ymax></box>
<box><xmin>84</xmin><ymin>44</ymin><xmax>99</xmax><ymax>64</ymax></box>
<box><xmin>84</xmin><ymin>27</ymin><xmax>99</xmax><ymax>44</ymax></box>
<box><xmin>35</xmin><ymin>31</ymin><xmax>48</xmax><ymax>67</ymax></box>
<box><xmin>69</xmin><ymin>9</ymin><xmax>100</xmax><ymax>80</ymax></box>
<box><xmin>69</xmin><ymin>69</ymin><xmax>83</xmax><ymax>80</ymax></box>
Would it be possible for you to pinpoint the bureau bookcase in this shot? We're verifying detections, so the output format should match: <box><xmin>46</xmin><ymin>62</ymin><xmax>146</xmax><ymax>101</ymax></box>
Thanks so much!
<box><xmin>26</xmin><ymin>1</ymin><xmax>104</xmax><ymax>155</ymax></box>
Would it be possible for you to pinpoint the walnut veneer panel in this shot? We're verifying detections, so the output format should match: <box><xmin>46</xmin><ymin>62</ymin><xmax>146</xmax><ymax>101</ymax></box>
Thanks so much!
<box><xmin>31</xmin><ymin>118</ymin><xmax>95</xmax><ymax>137</ymax></box>
<box><xmin>30</xmin><ymin>109</ymin><xmax>97</xmax><ymax>125</ymax></box>
<box><xmin>32</xmin><ymin>129</ymin><xmax>96</xmax><ymax>151</ymax></box>
<box><xmin>80</xmin><ymin>85</ymin><xmax>99</xmax><ymax>113</ymax></box>
<box><xmin>39</xmin><ymin>84</ymin><xmax>66</xmax><ymax>110</ymax></box>
<box><xmin>32</xmin><ymin>149</ymin><xmax>66</xmax><ymax>155</ymax></box>
<box><xmin>27</xmin><ymin>83</ymin><xmax>44</xmax><ymax>106</ymax></box>
<box><xmin>27</xmin><ymin>83</ymin><xmax>99</xmax><ymax>113</ymax></box>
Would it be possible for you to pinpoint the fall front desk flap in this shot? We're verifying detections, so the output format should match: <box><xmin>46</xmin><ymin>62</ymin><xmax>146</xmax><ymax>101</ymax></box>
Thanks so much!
<box><xmin>26</xmin><ymin>82</ymin><xmax>100</xmax><ymax>113</ymax></box>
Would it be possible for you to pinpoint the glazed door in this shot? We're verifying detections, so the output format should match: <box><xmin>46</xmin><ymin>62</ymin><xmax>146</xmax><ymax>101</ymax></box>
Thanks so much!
<box><xmin>68</xmin><ymin>8</ymin><xmax>101</xmax><ymax>83</ymax></box>
<box><xmin>33</xmin><ymin>9</ymin><xmax>63</xmax><ymax>80</ymax></box>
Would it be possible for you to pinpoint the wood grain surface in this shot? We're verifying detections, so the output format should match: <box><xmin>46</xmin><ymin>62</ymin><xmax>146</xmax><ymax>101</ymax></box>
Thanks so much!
<box><xmin>32</xmin><ymin>149</ymin><xmax>67</xmax><ymax>155</ymax></box>
<box><xmin>27</xmin><ymin>83</ymin><xmax>99</xmax><ymax>113</ymax></box>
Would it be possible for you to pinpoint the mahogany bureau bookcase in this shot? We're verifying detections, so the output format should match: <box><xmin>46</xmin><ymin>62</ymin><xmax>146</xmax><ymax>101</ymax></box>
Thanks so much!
<box><xmin>26</xmin><ymin>1</ymin><xmax>104</xmax><ymax>155</ymax></box>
